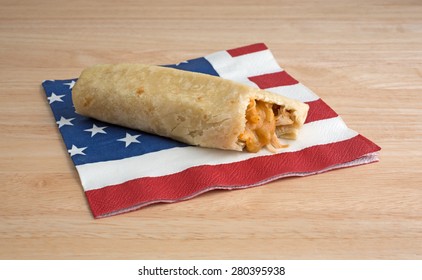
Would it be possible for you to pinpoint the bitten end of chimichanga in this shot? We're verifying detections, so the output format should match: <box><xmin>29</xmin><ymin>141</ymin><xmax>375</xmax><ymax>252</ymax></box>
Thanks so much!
<box><xmin>72</xmin><ymin>64</ymin><xmax>309</xmax><ymax>152</ymax></box>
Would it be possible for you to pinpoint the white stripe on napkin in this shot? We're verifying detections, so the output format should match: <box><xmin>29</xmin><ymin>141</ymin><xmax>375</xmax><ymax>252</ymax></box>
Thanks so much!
<box><xmin>205</xmin><ymin>49</ymin><xmax>282</xmax><ymax>85</ymax></box>
<box><xmin>77</xmin><ymin>116</ymin><xmax>358</xmax><ymax>191</ymax></box>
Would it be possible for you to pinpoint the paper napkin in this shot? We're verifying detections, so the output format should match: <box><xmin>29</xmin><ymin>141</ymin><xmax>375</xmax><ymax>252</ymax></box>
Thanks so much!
<box><xmin>42</xmin><ymin>43</ymin><xmax>380</xmax><ymax>218</ymax></box>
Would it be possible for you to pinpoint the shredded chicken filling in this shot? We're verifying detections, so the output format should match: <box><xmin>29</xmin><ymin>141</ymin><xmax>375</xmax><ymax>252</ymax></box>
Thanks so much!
<box><xmin>239</xmin><ymin>99</ymin><xmax>292</xmax><ymax>153</ymax></box>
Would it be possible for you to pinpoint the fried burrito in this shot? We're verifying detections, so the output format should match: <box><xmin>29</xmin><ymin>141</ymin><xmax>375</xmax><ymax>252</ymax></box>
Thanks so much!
<box><xmin>72</xmin><ymin>64</ymin><xmax>309</xmax><ymax>152</ymax></box>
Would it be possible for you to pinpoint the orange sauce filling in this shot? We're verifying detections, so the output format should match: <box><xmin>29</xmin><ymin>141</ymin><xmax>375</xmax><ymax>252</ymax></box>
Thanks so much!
<box><xmin>239</xmin><ymin>99</ymin><xmax>288</xmax><ymax>153</ymax></box>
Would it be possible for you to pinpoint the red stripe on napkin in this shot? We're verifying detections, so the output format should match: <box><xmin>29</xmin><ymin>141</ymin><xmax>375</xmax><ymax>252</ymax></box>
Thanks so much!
<box><xmin>227</xmin><ymin>43</ymin><xmax>268</xmax><ymax>57</ymax></box>
<box><xmin>86</xmin><ymin>134</ymin><xmax>380</xmax><ymax>218</ymax></box>
<box><xmin>305</xmin><ymin>99</ymin><xmax>339</xmax><ymax>123</ymax></box>
<box><xmin>249</xmin><ymin>71</ymin><xmax>299</xmax><ymax>88</ymax></box>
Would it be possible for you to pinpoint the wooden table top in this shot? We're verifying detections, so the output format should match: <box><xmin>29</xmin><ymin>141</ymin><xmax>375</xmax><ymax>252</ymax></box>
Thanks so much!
<box><xmin>1</xmin><ymin>0</ymin><xmax>421</xmax><ymax>259</ymax></box>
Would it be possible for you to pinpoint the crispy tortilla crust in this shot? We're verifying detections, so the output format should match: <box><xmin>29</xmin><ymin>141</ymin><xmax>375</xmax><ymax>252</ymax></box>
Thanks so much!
<box><xmin>72</xmin><ymin>64</ymin><xmax>309</xmax><ymax>151</ymax></box>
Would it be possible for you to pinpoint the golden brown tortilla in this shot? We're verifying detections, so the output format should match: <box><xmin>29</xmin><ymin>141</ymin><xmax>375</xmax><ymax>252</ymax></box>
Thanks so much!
<box><xmin>72</xmin><ymin>64</ymin><xmax>309</xmax><ymax>152</ymax></box>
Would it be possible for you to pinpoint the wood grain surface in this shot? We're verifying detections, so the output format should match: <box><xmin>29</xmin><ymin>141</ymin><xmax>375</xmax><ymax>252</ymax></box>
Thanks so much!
<box><xmin>1</xmin><ymin>0</ymin><xmax>421</xmax><ymax>259</ymax></box>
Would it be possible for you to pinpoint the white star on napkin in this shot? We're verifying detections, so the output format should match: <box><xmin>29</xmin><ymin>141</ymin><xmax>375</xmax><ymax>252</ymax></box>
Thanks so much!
<box><xmin>117</xmin><ymin>133</ymin><xmax>141</xmax><ymax>147</ymax></box>
<box><xmin>175</xmin><ymin>61</ymin><xmax>188</xmax><ymax>66</ymax></box>
<box><xmin>47</xmin><ymin>92</ymin><xmax>65</xmax><ymax>104</ymax></box>
<box><xmin>68</xmin><ymin>145</ymin><xmax>87</xmax><ymax>156</ymax></box>
<box><xmin>84</xmin><ymin>124</ymin><xmax>108</xmax><ymax>137</ymax></box>
<box><xmin>56</xmin><ymin>116</ymin><xmax>75</xmax><ymax>128</ymax></box>
<box><xmin>64</xmin><ymin>80</ymin><xmax>76</xmax><ymax>89</ymax></box>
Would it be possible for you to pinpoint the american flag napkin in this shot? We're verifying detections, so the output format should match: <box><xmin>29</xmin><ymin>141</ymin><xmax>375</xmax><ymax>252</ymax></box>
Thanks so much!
<box><xmin>42</xmin><ymin>43</ymin><xmax>380</xmax><ymax>218</ymax></box>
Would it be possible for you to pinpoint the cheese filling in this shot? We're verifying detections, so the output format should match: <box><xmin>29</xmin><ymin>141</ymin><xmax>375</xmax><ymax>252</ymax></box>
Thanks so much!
<box><xmin>239</xmin><ymin>99</ymin><xmax>293</xmax><ymax>153</ymax></box>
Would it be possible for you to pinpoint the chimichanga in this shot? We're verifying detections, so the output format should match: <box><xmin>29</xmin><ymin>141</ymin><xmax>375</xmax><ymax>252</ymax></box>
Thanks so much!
<box><xmin>72</xmin><ymin>64</ymin><xmax>309</xmax><ymax>152</ymax></box>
